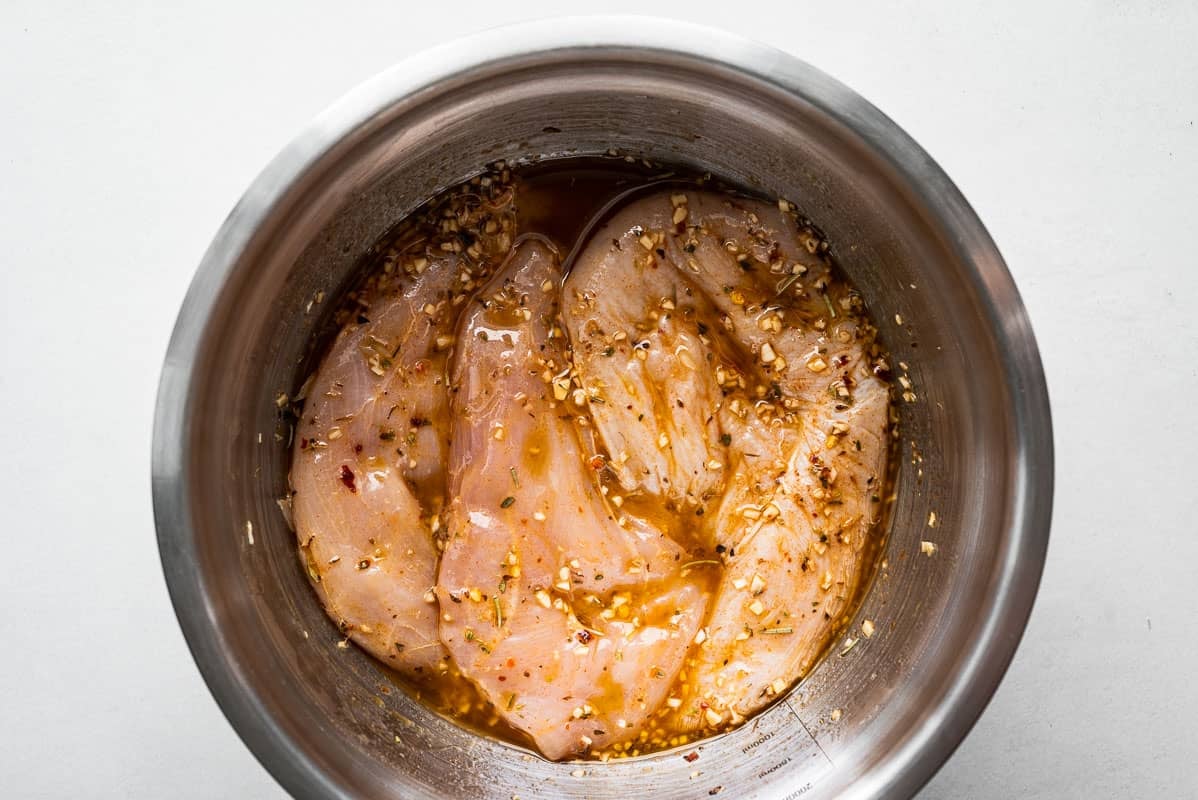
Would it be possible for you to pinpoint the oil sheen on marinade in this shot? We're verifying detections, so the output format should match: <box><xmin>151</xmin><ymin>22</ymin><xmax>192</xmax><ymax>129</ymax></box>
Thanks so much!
<box><xmin>287</xmin><ymin>159</ymin><xmax>894</xmax><ymax>761</ymax></box>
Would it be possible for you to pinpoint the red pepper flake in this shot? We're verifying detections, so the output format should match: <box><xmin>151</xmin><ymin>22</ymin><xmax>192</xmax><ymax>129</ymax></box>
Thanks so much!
<box><xmin>589</xmin><ymin>455</ymin><xmax>606</xmax><ymax>470</ymax></box>
<box><xmin>683</xmin><ymin>751</ymin><xmax>699</xmax><ymax>763</ymax></box>
<box><xmin>338</xmin><ymin>464</ymin><xmax>357</xmax><ymax>492</ymax></box>
<box><xmin>412</xmin><ymin>359</ymin><xmax>427</xmax><ymax>375</ymax></box>
<box><xmin>576</xmin><ymin>630</ymin><xmax>593</xmax><ymax>645</ymax></box>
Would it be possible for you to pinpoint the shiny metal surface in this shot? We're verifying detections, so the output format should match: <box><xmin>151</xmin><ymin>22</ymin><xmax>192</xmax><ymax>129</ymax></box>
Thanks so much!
<box><xmin>152</xmin><ymin>17</ymin><xmax>1052</xmax><ymax>800</ymax></box>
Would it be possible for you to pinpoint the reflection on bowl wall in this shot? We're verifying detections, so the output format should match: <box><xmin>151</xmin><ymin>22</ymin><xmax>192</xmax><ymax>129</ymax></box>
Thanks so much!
<box><xmin>152</xmin><ymin>17</ymin><xmax>1052</xmax><ymax>800</ymax></box>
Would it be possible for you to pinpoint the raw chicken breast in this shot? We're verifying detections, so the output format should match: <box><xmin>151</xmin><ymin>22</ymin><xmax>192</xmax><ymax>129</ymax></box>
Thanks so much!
<box><xmin>290</xmin><ymin>272</ymin><xmax>451</xmax><ymax>675</ymax></box>
<box><xmin>290</xmin><ymin>180</ymin><xmax>516</xmax><ymax>678</ymax></box>
<box><xmin>437</xmin><ymin>239</ymin><xmax>710</xmax><ymax>759</ymax></box>
<box><xmin>563</xmin><ymin>241</ymin><xmax>728</xmax><ymax>513</ymax></box>
<box><xmin>564</xmin><ymin>189</ymin><xmax>890</xmax><ymax>729</ymax></box>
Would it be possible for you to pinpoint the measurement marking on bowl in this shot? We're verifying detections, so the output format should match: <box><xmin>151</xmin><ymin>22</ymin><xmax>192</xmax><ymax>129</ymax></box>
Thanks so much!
<box><xmin>783</xmin><ymin>698</ymin><xmax>834</xmax><ymax>766</ymax></box>
<box><xmin>780</xmin><ymin>782</ymin><xmax>815</xmax><ymax>799</ymax></box>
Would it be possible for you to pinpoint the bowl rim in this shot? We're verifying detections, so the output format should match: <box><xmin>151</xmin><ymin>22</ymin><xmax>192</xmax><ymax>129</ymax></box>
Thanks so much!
<box><xmin>152</xmin><ymin>16</ymin><xmax>1053</xmax><ymax>800</ymax></box>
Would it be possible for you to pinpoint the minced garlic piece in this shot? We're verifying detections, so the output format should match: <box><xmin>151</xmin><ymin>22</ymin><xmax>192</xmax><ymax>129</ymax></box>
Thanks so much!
<box><xmin>758</xmin><ymin>313</ymin><xmax>783</xmax><ymax>333</ymax></box>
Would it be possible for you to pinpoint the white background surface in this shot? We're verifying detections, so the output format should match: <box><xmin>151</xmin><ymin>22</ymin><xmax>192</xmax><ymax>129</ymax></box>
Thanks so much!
<box><xmin>3</xmin><ymin>1</ymin><xmax>1196</xmax><ymax>798</ymax></box>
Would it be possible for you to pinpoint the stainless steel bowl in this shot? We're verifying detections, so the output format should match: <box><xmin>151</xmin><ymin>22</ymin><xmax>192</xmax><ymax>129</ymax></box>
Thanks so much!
<box><xmin>153</xmin><ymin>17</ymin><xmax>1052</xmax><ymax>800</ymax></box>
